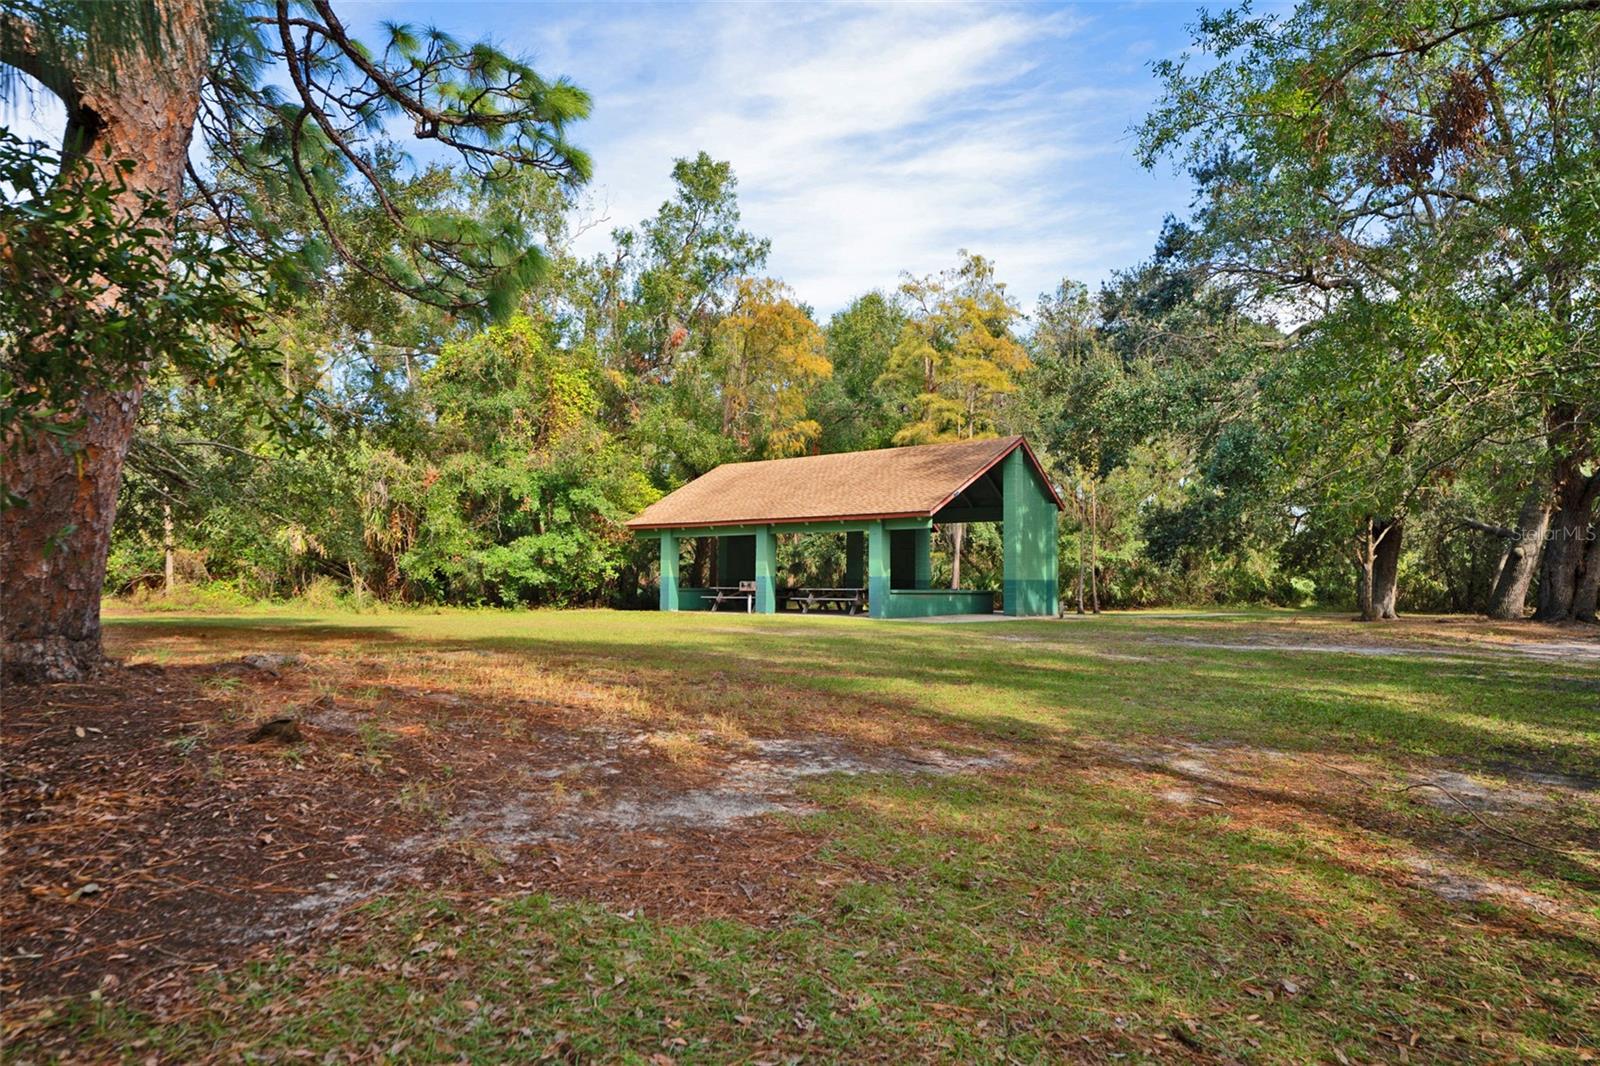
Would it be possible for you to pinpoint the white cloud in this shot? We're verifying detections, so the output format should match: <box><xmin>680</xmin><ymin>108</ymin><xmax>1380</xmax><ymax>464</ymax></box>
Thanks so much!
<box><xmin>4</xmin><ymin>2</ymin><xmax>1186</xmax><ymax>318</ymax></box>
<box><xmin>530</xmin><ymin>1</ymin><xmax>1163</xmax><ymax>315</ymax></box>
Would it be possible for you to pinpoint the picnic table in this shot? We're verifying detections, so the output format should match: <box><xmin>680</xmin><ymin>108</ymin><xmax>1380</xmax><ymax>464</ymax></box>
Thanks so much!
<box><xmin>706</xmin><ymin>582</ymin><xmax>757</xmax><ymax>612</ymax></box>
<box><xmin>789</xmin><ymin>587</ymin><xmax>867</xmax><ymax>615</ymax></box>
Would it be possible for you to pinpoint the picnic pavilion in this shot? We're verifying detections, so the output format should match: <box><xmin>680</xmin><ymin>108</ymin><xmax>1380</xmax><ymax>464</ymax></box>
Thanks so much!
<box><xmin>626</xmin><ymin>435</ymin><xmax>1062</xmax><ymax>619</ymax></box>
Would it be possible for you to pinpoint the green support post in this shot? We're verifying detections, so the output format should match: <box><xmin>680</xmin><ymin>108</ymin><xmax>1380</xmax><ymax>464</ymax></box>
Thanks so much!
<box><xmin>1001</xmin><ymin>448</ymin><xmax>1060</xmax><ymax>616</ymax></box>
<box><xmin>659</xmin><ymin>531</ymin><xmax>680</xmax><ymax>612</ymax></box>
<box><xmin>867</xmin><ymin>521</ymin><xmax>890</xmax><ymax>619</ymax></box>
<box><xmin>754</xmin><ymin>527</ymin><xmax>778</xmax><ymax>613</ymax></box>
<box><xmin>844</xmin><ymin>531</ymin><xmax>865</xmax><ymax>588</ymax></box>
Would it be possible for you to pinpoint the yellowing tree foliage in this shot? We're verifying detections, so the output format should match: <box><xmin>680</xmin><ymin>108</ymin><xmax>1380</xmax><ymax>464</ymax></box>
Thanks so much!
<box><xmin>884</xmin><ymin>253</ymin><xmax>1030</xmax><ymax>445</ymax></box>
<box><xmin>711</xmin><ymin>277</ymin><xmax>831</xmax><ymax>457</ymax></box>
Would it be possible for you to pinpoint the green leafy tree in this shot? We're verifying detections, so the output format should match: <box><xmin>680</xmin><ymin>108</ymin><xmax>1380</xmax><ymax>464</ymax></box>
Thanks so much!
<box><xmin>1139</xmin><ymin>0</ymin><xmax>1600</xmax><ymax>620</ymax></box>
<box><xmin>1028</xmin><ymin>280</ymin><xmax>1135</xmax><ymax>612</ymax></box>
<box><xmin>1028</xmin><ymin>239</ymin><xmax>1282</xmax><ymax>612</ymax></box>
<box><xmin>882</xmin><ymin>252</ymin><xmax>1029</xmax><ymax>586</ymax></box>
<box><xmin>580</xmin><ymin>154</ymin><xmax>774</xmax><ymax>586</ymax></box>
<box><xmin>0</xmin><ymin>129</ymin><xmax>263</xmax><ymax>488</ymax></box>
<box><xmin>389</xmin><ymin>314</ymin><xmax>654</xmax><ymax>605</ymax></box>
<box><xmin>709</xmin><ymin>277</ymin><xmax>830</xmax><ymax>457</ymax></box>
<box><xmin>592</xmin><ymin>152</ymin><xmax>770</xmax><ymax>388</ymax></box>
<box><xmin>587</xmin><ymin>154</ymin><xmax>770</xmax><ymax>478</ymax></box>
<box><xmin>884</xmin><ymin>252</ymin><xmax>1030</xmax><ymax>445</ymax></box>
<box><xmin>813</xmin><ymin>292</ymin><xmax>910</xmax><ymax>453</ymax></box>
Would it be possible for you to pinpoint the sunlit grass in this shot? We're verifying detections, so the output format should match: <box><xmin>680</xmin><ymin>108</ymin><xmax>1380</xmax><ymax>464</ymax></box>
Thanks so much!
<box><xmin>32</xmin><ymin>604</ymin><xmax>1595</xmax><ymax>1062</ymax></box>
<box><xmin>104</xmin><ymin>604</ymin><xmax>1600</xmax><ymax>772</ymax></box>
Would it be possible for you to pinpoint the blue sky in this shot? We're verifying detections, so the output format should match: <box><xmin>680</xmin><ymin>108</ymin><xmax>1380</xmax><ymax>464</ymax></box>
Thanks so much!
<box><xmin>9</xmin><ymin>2</ymin><xmax>1206</xmax><ymax>316</ymax></box>
<box><xmin>392</xmin><ymin>0</ymin><xmax>1204</xmax><ymax>314</ymax></box>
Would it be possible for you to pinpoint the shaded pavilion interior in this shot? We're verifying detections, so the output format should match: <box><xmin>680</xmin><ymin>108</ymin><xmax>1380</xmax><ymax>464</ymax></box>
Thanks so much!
<box><xmin>626</xmin><ymin>436</ymin><xmax>1062</xmax><ymax>619</ymax></box>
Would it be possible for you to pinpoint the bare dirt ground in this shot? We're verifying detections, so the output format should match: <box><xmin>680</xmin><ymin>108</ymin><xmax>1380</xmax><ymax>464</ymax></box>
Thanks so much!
<box><xmin>1</xmin><ymin>654</ymin><xmax>1002</xmax><ymax>1008</ymax></box>
<box><xmin>1129</xmin><ymin>611</ymin><xmax>1600</xmax><ymax>661</ymax></box>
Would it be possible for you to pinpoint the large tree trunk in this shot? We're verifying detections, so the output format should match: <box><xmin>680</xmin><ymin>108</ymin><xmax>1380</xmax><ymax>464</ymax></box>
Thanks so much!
<box><xmin>1487</xmin><ymin>488</ymin><xmax>1551</xmax><ymax>620</ymax></box>
<box><xmin>1371</xmin><ymin>518</ymin><xmax>1402</xmax><ymax>620</ymax></box>
<box><xmin>3</xmin><ymin>386</ymin><xmax>145</xmax><ymax>678</ymax></box>
<box><xmin>1355</xmin><ymin>516</ymin><xmax>1401</xmax><ymax>621</ymax></box>
<box><xmin>1574</xmin><ymin>524</ymin><xmax>1600</xmax><ymax>624</ymax></box>
<box><xmin>1534</xmin><ymin>461</ymin><xmax>1599</xmax><ymax>622</ymax></box>
<box><xmin>0</xmin><ymin>1</ymin><xmax>211</xmax><ymax>682</ymax></box>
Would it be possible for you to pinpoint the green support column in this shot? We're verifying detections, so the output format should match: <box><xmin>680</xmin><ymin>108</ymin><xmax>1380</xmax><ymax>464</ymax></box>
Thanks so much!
<box><xmin>754</xmin><ymin>527</ymin><xmax>778</xmax><ymax>613</ymax></box>
<box><xmin>867</xmin><ymin>521</ymin><xmax>890</xmax><ymax>619</ymax></box>
<box><xmin>844</xmin><ymin>531</ymin><xmax>865</xmax><ymax>588</ymax></box>
<box><xmin>658</xmin><ymin>531</ymin><xmax>680</xmax><ymax>612</ymax></box>
<box><xmin>912</xmin><ymin>527</ymin><xmax>932</xmax><ymax>589</ymax></box>
<box><xmin>1001</xmin><ymin>448</ymin><xmax>1060</xmax><ymax>616</ymax></box>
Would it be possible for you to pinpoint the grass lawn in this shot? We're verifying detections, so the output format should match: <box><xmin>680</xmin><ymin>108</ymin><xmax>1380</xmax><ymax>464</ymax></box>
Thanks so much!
<box><xmin>3</xmin><ymin>606</ymin><xmax>1598</xmax><ymax>1062</ymax></box>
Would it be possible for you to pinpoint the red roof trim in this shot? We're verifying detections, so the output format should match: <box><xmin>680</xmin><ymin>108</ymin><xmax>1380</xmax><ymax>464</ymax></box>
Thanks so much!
<box><xmin>627</xmin><ymin>509</ymin><xmax>930</xmax><ymax>532</ymax></box>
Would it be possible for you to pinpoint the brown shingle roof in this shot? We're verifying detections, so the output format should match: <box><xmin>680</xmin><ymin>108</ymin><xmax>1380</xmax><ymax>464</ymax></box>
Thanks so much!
<box><xmin>627</xmin><ymin>436</ymin><xmax>1061</xmax><ymax>530</ymax></box>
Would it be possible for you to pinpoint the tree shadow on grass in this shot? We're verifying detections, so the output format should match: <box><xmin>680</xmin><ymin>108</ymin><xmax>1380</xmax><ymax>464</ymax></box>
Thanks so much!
<box><xmin>105</xmin><ymin>612</ymin><xmax>1600</xmax><ymax>775</ymax></box>
<box><xmin>88</xmin><ymin>611</ymin><xmax>1600</xmax><ymax>974</ymax></box>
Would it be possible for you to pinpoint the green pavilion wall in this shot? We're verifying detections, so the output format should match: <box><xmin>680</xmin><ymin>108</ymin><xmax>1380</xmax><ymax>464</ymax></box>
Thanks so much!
<box><xmin>1000</xmin><ymin>448</ymin><xmax>1059</xmax><ymax>616</ymax></box>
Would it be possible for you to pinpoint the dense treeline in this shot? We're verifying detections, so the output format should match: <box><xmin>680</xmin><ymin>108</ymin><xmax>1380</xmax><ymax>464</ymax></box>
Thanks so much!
<box><xmin>112</xmin><ymin>138</ymin><xmax>1591</xmax><ymax>617</ymax></box>
<box><xmin>6</xmin><ymin>0</ymin><xmax>1598</xmax><ymax>656</ymax></box>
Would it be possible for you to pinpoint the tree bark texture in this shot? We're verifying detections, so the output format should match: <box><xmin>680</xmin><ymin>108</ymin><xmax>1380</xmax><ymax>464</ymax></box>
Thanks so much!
<box><xmin>1371</xmin><ymin>518</ymin><xmax>1402</xmax><ymax>620</ymax></box>
<box><xmin>1486</xmin><ymin>488</ymin><xmax>1551</xmax><ymax>620</ymax></box>
<box><xmin>1</xmin><ymin>0</ymin><xmax>212</xmax><ymax>682</ymax></box>
<box><xmin>1574</xmin><ymin>524</ymin><xmax>1600</xmax><ymax>624</ymax></box>
<box><xmin>162</xmin><ymin>502</ymin><xmax>176</xmax><ymax>594</ymax></box>
<box><xmin>1356</xmin><ymin>516</ymin><xmax>1401</xmax><ymax>621</ymax></box>
<box><xmin>1534</xmin><ymin>463</ymin><xmax>1599</xmax><ymax>622</ymax></box>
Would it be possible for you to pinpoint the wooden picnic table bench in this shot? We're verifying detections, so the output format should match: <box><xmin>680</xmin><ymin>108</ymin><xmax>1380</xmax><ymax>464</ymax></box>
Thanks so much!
<box><xmin>789</xmin><ymin>587</ymin><xmax>867</xmax><ymax>615</ymax></box>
